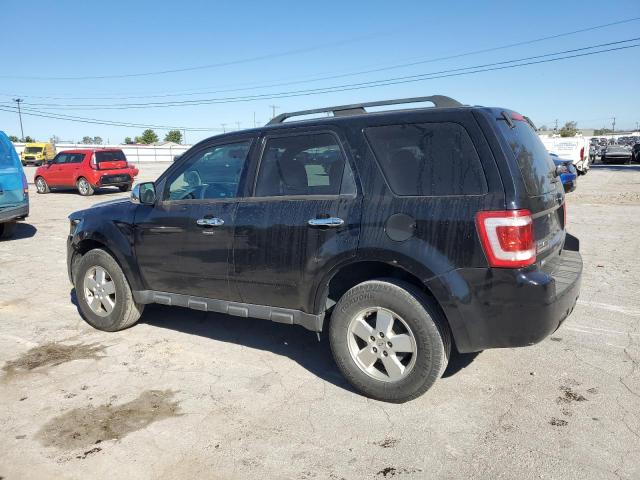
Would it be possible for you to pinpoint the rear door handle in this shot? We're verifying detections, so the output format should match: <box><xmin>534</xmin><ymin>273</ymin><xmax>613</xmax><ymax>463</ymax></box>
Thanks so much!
<box><xmin>308</xmin><ymin>217</ymin><xmax>344</xmax><ymax>228</ymax></box>
<box><xmin>196</xmin><ymin>217</ymin><xmax>224</xmax><ymax>227</ymax></box>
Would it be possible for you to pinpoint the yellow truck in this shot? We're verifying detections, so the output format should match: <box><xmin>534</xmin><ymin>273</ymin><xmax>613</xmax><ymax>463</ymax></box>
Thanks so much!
<box><xmin>20</xmin><ymin>142</ymin><xmax>56</xmax><ymax>166</ymax></box>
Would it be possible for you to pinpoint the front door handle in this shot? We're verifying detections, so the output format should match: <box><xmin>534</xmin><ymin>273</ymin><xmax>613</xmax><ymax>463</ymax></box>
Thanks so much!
<box><xmin>196</xmin><ymin>217</ymin><xmax>224</xmax><ymax>227</ymax></box>
<box><xmin>308</xmin><ymin>217</ymin><xmax>344</xmax><ymax>228</ymax></box>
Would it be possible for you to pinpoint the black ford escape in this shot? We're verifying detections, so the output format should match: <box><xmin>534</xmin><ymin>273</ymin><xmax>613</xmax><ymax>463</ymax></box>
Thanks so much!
<box><xmin>67</xmin><ymin>96</ymin><xmax>582</xmax><ymax>403</ymax></box>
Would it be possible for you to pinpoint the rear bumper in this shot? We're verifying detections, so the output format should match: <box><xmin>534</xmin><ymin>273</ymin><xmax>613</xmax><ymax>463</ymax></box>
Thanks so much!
<box><xmin>0</xmin><ymin>203</ymin><xmax>29</xmax><ymax>223</ymax></box>
<box><xmin>98</xmin><ymin>173</ymin><xmax>133</xmax><ymax>186</ymax></box>
<box><xmin>86</xmin><ymin>168</ymin><xmax>138</xmax><ymax>186</ymax></box>
<box><xmin>428</xmin><ymin>248</ymin><xmax>582</xmax><ymax>353</ymax></box>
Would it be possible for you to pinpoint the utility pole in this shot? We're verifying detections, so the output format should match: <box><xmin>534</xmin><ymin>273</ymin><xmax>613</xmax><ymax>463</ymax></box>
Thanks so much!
<box><xmin>235</xmin><ymin>121</ymin><xmax>241</xmax><ymax>130</ymax></box>
<box><xmin>269</xmin><ymin>105</ymin><xmax>279</xmax><ymax>119</ymax></box>
<box><xmin>554</xmin><ymin>119</ymin><xmax>558</xmax><ymax>132</ymax></box>
<box><xmin>221</xmin><ymin>123</ymin><xmax>227</xmax><ymax>133</ymax></box>
<box><xmin>13</xmin><ymin>98</ymin><xmax>24</xmax><ymax>140</ymax></box>
<box><xmin>183</xmin><ymin>129</ymin><xmax>187</xmax><ymax>145</ymax></box>
<box><xmin>253</xmin><ymin>112</ymin><xmax>256</xmax><ymax>128</ymax></box>
<box><xmin>611</xmin><ymin>117</ymin><xmax>616</xmax><ymax>133</ymax></box>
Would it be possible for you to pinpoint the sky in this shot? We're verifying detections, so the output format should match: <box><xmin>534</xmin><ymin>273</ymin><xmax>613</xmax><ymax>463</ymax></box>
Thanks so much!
<box><xmin>0</xmin><ymin>0</ymin><xmax>639</xmax><ymax>144</ymax></box>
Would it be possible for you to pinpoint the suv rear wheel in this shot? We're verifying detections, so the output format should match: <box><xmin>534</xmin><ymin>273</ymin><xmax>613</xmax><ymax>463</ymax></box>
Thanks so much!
<box><xmin>74</xmin><ymin>249</ymin><xmax>144</xmax><ymax>331</ymax></box>
<box><xmin>329</xmin><ymin>279</ymin><xmax>450</xmax><ymax>403</ymax></box>
<box><xmin>77</xmin><ymin>177</ymin><xmax>95</xmax><ymax>196</ymax></box>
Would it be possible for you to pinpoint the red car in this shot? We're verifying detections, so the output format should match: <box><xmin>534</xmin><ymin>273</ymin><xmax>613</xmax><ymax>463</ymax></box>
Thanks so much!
<box><xmin>34</xmin><ymin>149</ymin><xmax>139</xmax><ymax>196</ymax></box>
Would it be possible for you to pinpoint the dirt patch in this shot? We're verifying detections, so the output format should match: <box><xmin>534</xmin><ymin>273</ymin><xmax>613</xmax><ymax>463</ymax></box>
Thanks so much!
<box><xmin>375</xmin><ymin>437</ymin><xmax>399</xmax><ymax>448</ymax></box>
<box><xmin>557</xmin><ymin>385</ymin><xmax>587</xmax><ymax>404</ymax></box>
<box><xmin>37</xmin><ymin>390</ymin><xmax>181</xmax><ymax>450</ymax></box>
<box><xmin>550</xmin><ymin>417</ymin><xmax>568</xmax><ymax>427</ymax></box>
<box><xmin>2</xmin><ymin>342</ymin><xmax>106</xmax><ymax>378</ymax></box>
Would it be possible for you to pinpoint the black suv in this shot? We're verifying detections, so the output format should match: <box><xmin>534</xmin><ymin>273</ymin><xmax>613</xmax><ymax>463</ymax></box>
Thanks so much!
<box><xmin>67</xmin><ymin>96</ymin><xmax>582</xmax><ymax>402</ymax></box>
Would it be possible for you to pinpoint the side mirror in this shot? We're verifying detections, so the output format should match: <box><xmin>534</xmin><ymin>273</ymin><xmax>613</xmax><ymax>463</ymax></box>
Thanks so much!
<box><xmin>131</xmin><ymin>182</ymin><xmax>156</xmax><ymax>205</ymax></box>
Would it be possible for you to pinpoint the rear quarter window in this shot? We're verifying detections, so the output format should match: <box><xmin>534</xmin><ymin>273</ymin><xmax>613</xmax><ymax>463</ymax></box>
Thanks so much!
<box><xmin>365</xmin><ymin>122</ymin><xmax>487</xmax><ymax>196</ymax></box>
<box><xmin>495</xmin><ymin>118</ymin><xmax>557</xmax><ymax>195</ymax></box>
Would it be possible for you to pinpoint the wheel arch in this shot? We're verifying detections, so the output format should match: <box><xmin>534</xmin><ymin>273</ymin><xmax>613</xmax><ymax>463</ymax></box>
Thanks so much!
<box><xmin>315</xmin><ymin>259</ymin><xmax>461</xmax><ymax>349</ymax></box>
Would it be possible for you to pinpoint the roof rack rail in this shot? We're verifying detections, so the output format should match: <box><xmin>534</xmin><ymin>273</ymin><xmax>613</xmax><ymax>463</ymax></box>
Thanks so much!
<box><xmin>267</xmin><ymin>95</ymin><xmax>463</xmax><ymax>125</ymax></box>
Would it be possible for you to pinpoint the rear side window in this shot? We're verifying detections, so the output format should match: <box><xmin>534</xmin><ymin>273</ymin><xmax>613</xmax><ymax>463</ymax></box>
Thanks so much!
<box><xmin>365</xmin><ymin>122</ymin><xmax>487</xmax><ymax>196</ymax></box>
<box><xmin>255</xmin><ymin>133</ymin><xmax>348</xmax><ymax>197</ymax></box>
<box><xmin>0</xmin><ymin>137</ymin><xmax>15</xmax><ymax>168</ymax></box>
<box><xmin>495</xmin><ymin>117</ymin><xmax>556</xmax><ymax>195</ymax></box>
<box><xmin>95</xmin><ymin>150</ymin><xmax>126</xmax><ymax>163</ymax></box>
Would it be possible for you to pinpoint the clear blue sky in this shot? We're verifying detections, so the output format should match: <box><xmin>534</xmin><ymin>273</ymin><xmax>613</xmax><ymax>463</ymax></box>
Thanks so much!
<box><xmin>1</xmin><ymin>0</ymin><xmax>638</xmax><ymax>144</ymax></box>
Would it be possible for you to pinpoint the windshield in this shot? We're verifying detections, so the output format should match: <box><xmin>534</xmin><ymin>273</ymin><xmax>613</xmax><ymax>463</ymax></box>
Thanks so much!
<box><xmin>25</xmin><ymin>146</ymin><xmax>44</xmax><ymax>153</ymax></box>
<box><xmin>496</xmin><ymin>115</ymin><xmax>557</xmax><ymax>195</ymax></box>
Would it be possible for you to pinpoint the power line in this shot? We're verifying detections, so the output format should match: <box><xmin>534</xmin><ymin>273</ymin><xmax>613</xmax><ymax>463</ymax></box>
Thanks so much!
<box><xmin>4</xmin><ymin>16</ymin><xmax>639</xmax><ymax>98</ymax></box>
<box><xmin>11</xmin><ymin>38</ymin><xmax>639</xmax><ymax>111</ymax></box>
<box><xmin>0</xmin><ymin>32</ymin><xmax>389</xmax><ymax>81</ymax></box>
<box><xmin>1</xmin><ymin>41</ymin><xmax>637</xmax><ymax>131</ymax></box>
<box><xmin>0</xmin><ymin>106</ymin><xmax>223</xmax><ymax>131</ymax></box>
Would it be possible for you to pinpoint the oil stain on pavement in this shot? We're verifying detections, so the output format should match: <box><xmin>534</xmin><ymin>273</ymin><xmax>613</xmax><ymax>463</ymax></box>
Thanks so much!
<box><xmin>37</xmin><ymin>390</ymin><xmax>181</xmax><ymax>450</ymax></box>
<box><xmin>1</xmin><ymin>342</ymin><xmax>106</xmax><ymax>379</ymax></box>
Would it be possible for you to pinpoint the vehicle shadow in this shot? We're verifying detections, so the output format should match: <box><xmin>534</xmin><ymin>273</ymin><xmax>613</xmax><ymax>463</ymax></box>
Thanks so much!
<box><xmin>442</xmin><ymin>350</ymin><xmax>481</xmax><ymax>378</ymax></box>
<box><xmin>51</xmin><ymin>188</ymin><xmax>124</xmax><ymax>196</ymax></box>
<box><xmin>68</xmin><ymin>289</ymin><xmax>356</xmax><ymax>394</ymax></box>
<box><xmin>1</xmin><ymin>222</ymin><xmax>37</xmax><ymax>240</ymax></box>
<box><xmin>70</xmin><ymin>289</ymin><xmax>476</xmax><ymax>391</ymax></box>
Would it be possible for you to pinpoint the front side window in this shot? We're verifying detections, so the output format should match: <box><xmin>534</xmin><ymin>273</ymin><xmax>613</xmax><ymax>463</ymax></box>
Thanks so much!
<box><xmin>255</xmin><ymin>133</ymin><xmax>347</xmax><ymax>197</ymax></box>
<box><xmin>166</xmin><ymin>141</ymin><xmax>251</xmax><ymax>201</ymax></box>
<box><xmin>365</xmin><ymin>122</ymin><xmax>487</xmax><ymax>196</ymax></box>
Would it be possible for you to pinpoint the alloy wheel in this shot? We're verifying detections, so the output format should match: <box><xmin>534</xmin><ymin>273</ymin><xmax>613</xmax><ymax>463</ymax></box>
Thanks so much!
<box><xmin>347</xmin><ymin>307</ymin><xmax>417</xmax><ymax>382</ymax></box>
<box><xmin>83</xmin><ymin>266</ymin><xmax>116</xmax><ymax>317</ymax></box>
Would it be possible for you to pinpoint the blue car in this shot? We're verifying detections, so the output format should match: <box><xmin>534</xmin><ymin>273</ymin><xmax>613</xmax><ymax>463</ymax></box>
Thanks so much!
<box><xmin>0</xmin><ymin>131</ymin><xmax>29</xmax><ymax>239</ymax></box>
<box><xmin>550</xmin><ymin>153</ymin><xmax>577</xmax><ymax>193</ymax></box>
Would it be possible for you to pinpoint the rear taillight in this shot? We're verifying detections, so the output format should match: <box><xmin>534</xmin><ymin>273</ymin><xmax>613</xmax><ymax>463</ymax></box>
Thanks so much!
<box><xmin>90</xmin><ymin>153</ymin><xmax>99</xmax><ymax>170</ymax></box>
<box><xmin>21</xmin><ymin>173</ymin><xmax>28</xmax><ymax>196</ymax></box>
<box><xmin>476</xmin><ymin>210</ymin><xmax>535</xmax><ymax>268</ymax></box>
<box><xmin>579</xmin><ymin>147</ymin><xmax>584</xmax><ymax>161</ymax></box>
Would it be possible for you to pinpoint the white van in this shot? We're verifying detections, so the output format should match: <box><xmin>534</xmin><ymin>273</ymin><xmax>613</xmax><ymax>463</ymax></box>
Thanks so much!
<box><xmin>539</xmin><ymin>136</ymin><xmax>589</xmax><ymax>174</ymax></box>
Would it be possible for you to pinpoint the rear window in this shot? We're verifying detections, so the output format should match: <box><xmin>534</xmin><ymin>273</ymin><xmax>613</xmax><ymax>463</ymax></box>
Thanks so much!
<box><xmin>365</xmin><ymin>122</ymin><xmax>487</xmax><ymax>196</ymax></box>
<box><xmin>496</xmin><ymin>117</ymin><xmax>557</xmax><ymax>195</ymax></box>
<box><xmin>95</xmin><ymin>150</ymin><xmax>126</xmax><ymax>163</ymax></box>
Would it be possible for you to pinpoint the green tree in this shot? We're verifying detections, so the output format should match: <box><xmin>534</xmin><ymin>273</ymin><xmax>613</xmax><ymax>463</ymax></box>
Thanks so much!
<box><xmin>136</xmin><ymin>129</ymin><xmax>158</xmax><ymax>144</ymax></box>
<box><xmin>559</xmin><ymin>121</ymin><xmax>578</xmax><ymax>137</ymax></box>
<box><xmin>93</xmin><ymin>136</ymin><xmax>103</xmax><ymax>145</ymax></box>
<box><xmin>124</xmin><ymin>137</ymin><xmax>134</xmax><ymax>144</ymax></box>
<box><xmin>164</xmin><ymin>130</ymin><xmax>183</xmax><ymax>144</ymax></box>
<box><xmin>81</xmin><ymin>136</ymin><xmax>93</xmax><ymax>144</ymax></box>
<box><xmin>8</xmin><ymin>135</ymin><xmax>19</xmax><ymax>142</ymax></box>
<box><xmin>594</xmin><ymin>128</ymin><xmax>613</xmax><ymax>136</ymax></box>
<box><xmin>24</xmin><ymin>136</ymin><xmax>35</xmax><ymax>142</ymax></box>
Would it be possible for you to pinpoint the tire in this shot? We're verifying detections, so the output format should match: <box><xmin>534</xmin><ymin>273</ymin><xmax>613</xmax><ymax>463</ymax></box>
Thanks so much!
<box><xmin>74</xmin><ymin>249</ymin><xmax>144</xmax><ymax>331</ymax></box>
<box><xmin>329</xmin><ymin>278</ymin><xmax>451</xmax><ymax>403</ymax></box>
<box><xmin>35</xmin><ymin>176</ymin><xmax>50</xmax><ymax>194</ymax></box>
<box><xmin>77</xmin><ymin>177</ymin><xmax>95</xmax><ymax>196</ymax></box>
<box><xmin>0</xmin><ymin>221</ymin><xmax>17</xmax><ymax>240</ymax></box>
<box><xmin>119</xmin><ymin>183</ymin><xmax>132</xmax><ymax>192</ymax></box>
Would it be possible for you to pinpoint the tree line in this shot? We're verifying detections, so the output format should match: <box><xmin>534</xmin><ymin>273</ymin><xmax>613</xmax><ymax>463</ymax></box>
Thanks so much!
<box><xmin>7</xmin><ymin>129</ymin><xmax>183</xmax><ymax>145</ymax></box>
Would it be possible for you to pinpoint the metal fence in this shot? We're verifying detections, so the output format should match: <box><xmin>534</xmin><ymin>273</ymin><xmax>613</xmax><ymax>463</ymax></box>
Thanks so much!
<box><xmin>12</xmin><ymin>143</ymin><xmax>191</xmax><ymax>163</ymax></box>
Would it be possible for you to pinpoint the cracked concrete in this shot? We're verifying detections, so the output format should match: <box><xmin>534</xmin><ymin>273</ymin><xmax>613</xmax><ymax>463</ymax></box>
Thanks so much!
<box><xmin>0</xmin><ymin>163</ymin><xmax>639</xmax><ymax>479</ymax></box>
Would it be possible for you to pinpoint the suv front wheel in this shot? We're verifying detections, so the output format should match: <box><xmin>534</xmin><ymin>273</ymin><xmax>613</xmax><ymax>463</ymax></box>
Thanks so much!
<box><xmin>74</xmin><ymin>249</ymin><xmax>144</xmax><ymax>331</ymax></box>
<box><xmin>329</xmin><ymin>279</ymin><xmax>450</xmax><ymax>403</ymax></box>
